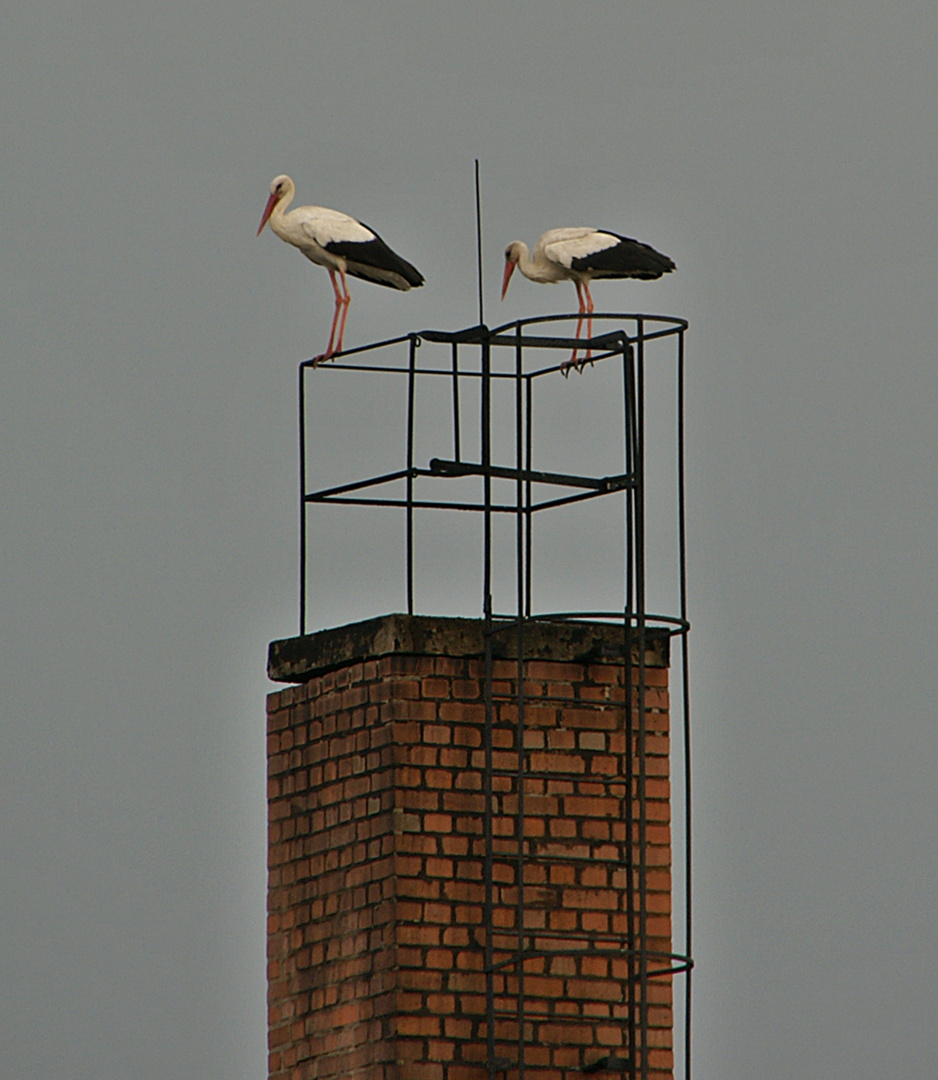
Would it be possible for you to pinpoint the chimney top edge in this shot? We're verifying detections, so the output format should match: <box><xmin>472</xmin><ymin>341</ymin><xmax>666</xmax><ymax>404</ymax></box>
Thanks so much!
<box><xmin>268</xmin><ymin>613</ymin><xmax>670</xmax><ymax>683</ymax></box>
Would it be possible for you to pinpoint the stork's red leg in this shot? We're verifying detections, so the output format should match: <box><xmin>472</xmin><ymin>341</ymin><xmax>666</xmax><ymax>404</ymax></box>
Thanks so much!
<box><xmin>562</xmin><ymin>280</ymin><xmax>589</xmax><ymax>377</ymax></box>
<box><xmin>315</xmin><ymin>269</ymin><xmax>345</xmax><ymax>365</ymax></box>
<box><xmin>578</xmin><ymin>282</ymin><xmax>596</xmax><ymax>373</ymax></box>
<box><xmin>334</xmin><ymin>267</ymin><xmax>351</xmax><ymax>355</ymax></box>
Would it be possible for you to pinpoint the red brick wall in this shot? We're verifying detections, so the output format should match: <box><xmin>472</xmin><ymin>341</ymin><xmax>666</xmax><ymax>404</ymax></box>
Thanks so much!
<box><xmin>267</xmin><ymin>619</ymin><xmax>672</xmax><ymax>1080</ymax></box>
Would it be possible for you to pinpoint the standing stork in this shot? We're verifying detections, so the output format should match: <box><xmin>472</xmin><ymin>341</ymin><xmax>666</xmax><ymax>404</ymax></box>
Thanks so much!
<box><xmin>501</xmin><ymin>227</ymin><xmax>675</xmax><ymax>374</ymax></box>
<box><xmin>257</xmin><ymin>174</ymin><xmax>424</xmax><ymax>364</ymax></box>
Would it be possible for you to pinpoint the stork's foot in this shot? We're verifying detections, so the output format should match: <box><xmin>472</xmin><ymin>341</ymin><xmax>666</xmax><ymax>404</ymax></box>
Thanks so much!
<box><xmin>312</xmin><ymin>350</ymin><xmax>336</xmax><ymax>367</ymax></box>
<box><xmin>560</xmin><ymin>351</ymin><xmax>595</xmax><ymax>377</ymax></box>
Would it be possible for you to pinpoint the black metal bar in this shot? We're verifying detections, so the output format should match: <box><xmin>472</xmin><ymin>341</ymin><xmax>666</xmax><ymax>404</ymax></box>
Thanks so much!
<box><xmin>645</xmin><ymin>960</ymin><xmax>695</xmax><ymax>980</ymax></box>
<box><xmin>420</xmin><ymin>325</ymin><xmax>490</xmax><ymax>345</ymax></box>
<box><xmin>513</xmin><ymin>330</ymin><xmax>527</xmax><ymax>1080</ymax></box>
<box><xmin>490</xmin><ymin>847</ymin><xmax>629</xmax><ymax>865</ymax></box>
<box><xmin>635</xmin><ymin>320</ymin><xmax>648</xmax><ymax>1080</ymax></box>
<box><xmin>426</xmin><ymin>312</ymin><xmax>685</xmax><ymax>344</ymax></box>
<box><xmin>305</xmin><ymin>466</ymin><xmax>633</xmax><ymax>508</ymax></box>
<box><xmin>526</xmin><ymin>486</ymin><xmax>635</xmax><ymax>514</ymax></box>
<box><xmin>481</xmin><ymin>322</ymin><xmax>492</xmax><ymax>629</ymax></box>
<box><xmin>406</xmin><ymin>335</ymin><xmax>417</xmax><ymax>616</ymax></box>
<box><xmin>677</xmin><ymin>324</ymin><xmax>693</xmax><ymax>1080</ymax></box>
<box><xmin>483</xmin><ymin>941</ymin><xmax>691</xmax><ymax>963</ymax></box>
<box><xmin>487</xmin><ymin>331</ymin><xmax>627</xmax><ymax>352</ymax></box>
<box><xmin>489</xmin><ymin>767</ymin><xmax>631</xmax><ymax>787</ymax></box>
<box><xmin>515</xmin><ymin>654</ymin><xmax>526</xmax><ymax>1080</ymax></box>
<box><xmin>300</xmin><ymin>315</ymin><xmax>682</xmax><ymax>370</ymax></box>
<box><xmin>482</xmin><ymin>683</ymin><xmax>667</xmax><ymax>710</ymax></box>
<box><xmin>298</xmin><ymin>363</ymin><xmax>307</xmax><ymax>636</ymax></box>
<box><xmin>475</xmin><ymin>159</ymin><xmax>485</xmax><ymax>327</ymax></box>
<box><xmin>486</xmin><ymin>312</ymin><xmax>687</xmax><ymax>341</ymax></box>
<box><xmin>318</xmin><ymin>347</ymin><xmax>650</xmax><ymax>379</ymax></box>
<box><xmin>515</xmin><ymin>336</ymin><xmax>525</xmax><ymax>622</ymax></box>
<box><xmin>308</xmin><ymin>494</ymin><xmax>525</xmax><ymax>513</ymax></box>
<box><xmin>484</xmin><ymin>591</ymin><xmax>496</xmax><ymax>1080</ymax></box>
<box><xmin>451</xmin><ymin>342</ymin><xmax>462</xmax><ymax>464</ymax></box>
<box><xmin>584</xmin><ymin>1056</ymin><xmax>631</xmax><ymax>1075</ymax></box>
<box><xmin>420</xmin><ymin>325</ymin><xmax>636</xmax><ymax>352</ymax></box>
<box><xmin>486</xmin><ymin>610</ymin><xmax>687</xmax><ymax>633</ymax></box>
<box><xmin>481</xmin><ymin>329</ymin><xmax>497</xmax><ymax>1080</ymax></box>
<box><xmin>429</xmin><ymin>458</ymin><xmax>632</xmax><ymax>492</ymax></box>
<box><xmin>299</xmin><ymin>330</ymin><xmax>414</xmax><ymax>366</ymax></box>
<box><xmin>305</xmin><ymin>468</ymin><xmax>413</xmax><ymax>501</ymax></box>
<box><xmin>524</xmin><ymin>363</ymin><xmax>533</xmax><ymax>620</ymax></box>
<box><xmin>622</xmin><ymin>341</ymin><xmax>637</xmax><ymax>1080</ymax></box>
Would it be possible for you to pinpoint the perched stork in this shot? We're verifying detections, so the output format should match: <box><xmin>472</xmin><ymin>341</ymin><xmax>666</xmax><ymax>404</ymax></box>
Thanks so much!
<box><xmin>257</xmin><ymin>174</ymin><xmax>424</xmax><ymax>363</ymax></box>
<box><xmin>501</xmin><ymin>228</ymin><xmax>675</xmax><ymax>374</ymax></box>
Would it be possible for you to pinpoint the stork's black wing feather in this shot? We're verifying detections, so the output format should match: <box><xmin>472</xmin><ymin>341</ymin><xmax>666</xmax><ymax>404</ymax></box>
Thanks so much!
<box><xmin>325</xmin><ymin>229</ymin><xmax>424</xmax><ymax>290</ymax></box>
<box><xmin>570</xmin><ymin>234</ymin><xmax>675</xmax><ymax>280</ymax></box>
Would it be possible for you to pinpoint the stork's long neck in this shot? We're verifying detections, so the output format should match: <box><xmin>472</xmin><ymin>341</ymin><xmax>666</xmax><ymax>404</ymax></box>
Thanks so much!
<box><xmin>517</xmin><ymin>242</ymin><xmax>554</xmax><ymax>284</ymax></box>
<box><xmin>267</xmin><ymin>192</ymin><xmax>293</xmax><ymax>241</ymax></box>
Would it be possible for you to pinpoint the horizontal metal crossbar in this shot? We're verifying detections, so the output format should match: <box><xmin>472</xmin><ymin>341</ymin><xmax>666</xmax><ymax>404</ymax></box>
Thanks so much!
<box><xmin>420</xmin><ymin>324</ymin><xmax>489</xmax><ymax>344</ymax></box>
<box><xmin>486</xmin><ymin>946</ymin><xmax>691</xmax><ymax>972</ymax></box>
<box><xmin>305</xmin><ymin>494</ymin><xmax>618</xmax><ymax>514</ymax></box>
<box><xmin>304</xmin><ymin>469</ymin><xmax>411</xmax><ymax>501</ymax></box>
<box><xmin>419</xmin><ymin>324</ymin><xmax>633</xmax><ymax>353</ymax></box>
<box><xmin>429</xmin><ymin>458</ymin><xmax>633</xmax><ymax>492</ymax></box>
<box><xmin>487</xmin><ymin>611</ymin><xmax>690</xmax><ymax>634</ymax></box>
<box><xmin>489</xmin><ymin>767</ymin><xmax>631</xmax><ymax>788</ymax></box>
<box><xmin>487</xmin><ymin>311</ymin><xmax>687</xmax><ymax>341</ymax></box>
<box><xmin>487</xmin><ymin>850</ymin><xmax>630</xmax><ymax>867</ymax></box>
<box><xmin>584</xmin><ymin>1056</ymin><xmax>632</xmax><ymax>1074</ymax></box>
<box><xmin>487</xmin><ymin>331</ymin><xmax>628</xmax><ymax>352</ymax></box>
<box><xmin>305</xmin><ymin>464</ymin><xmax>634</xmax><ymax>510</ymax></box>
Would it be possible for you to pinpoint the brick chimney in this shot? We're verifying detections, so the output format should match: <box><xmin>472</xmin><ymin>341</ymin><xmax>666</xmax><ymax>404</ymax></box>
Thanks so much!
<box><xmin>266</xmin><ymin>614</ymin><xmax>673</xmax><ymax>1080</ymax></box>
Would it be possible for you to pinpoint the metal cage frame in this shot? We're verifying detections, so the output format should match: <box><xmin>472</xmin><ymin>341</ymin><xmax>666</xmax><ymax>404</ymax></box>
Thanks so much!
<box><xmin>297</xmin><ymin>312</ymin><xmax>692</xmax><ymax>1080</ymax></box>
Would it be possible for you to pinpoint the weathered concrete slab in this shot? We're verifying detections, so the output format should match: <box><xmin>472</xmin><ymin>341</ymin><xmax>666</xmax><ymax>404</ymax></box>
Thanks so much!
<box><xmin>268</xmin><ymin>612</ymin><xmax>669</xmax><ymax>683</ymax></box>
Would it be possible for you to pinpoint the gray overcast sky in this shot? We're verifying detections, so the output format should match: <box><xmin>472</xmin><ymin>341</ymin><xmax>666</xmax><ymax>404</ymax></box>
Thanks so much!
<box><xmin>3</xmin><ymin>2</ymin><xmax>937</xmax><ymax>1077</ymax></box>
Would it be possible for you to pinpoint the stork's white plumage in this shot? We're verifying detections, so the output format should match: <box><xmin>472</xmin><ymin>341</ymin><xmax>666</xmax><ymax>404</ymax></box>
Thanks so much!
<box><xmin>501</xmin><ymin>227</ymin><xmax>675</xmax><ymax>374</ymax></box>
<box><xmin>257</xmin><ymin>174</ymin><xmax>424</xmax><ymax>363</ymax></box>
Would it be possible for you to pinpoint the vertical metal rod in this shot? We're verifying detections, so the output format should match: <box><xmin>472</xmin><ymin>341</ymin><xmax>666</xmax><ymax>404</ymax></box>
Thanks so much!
<box><xmin>481</xmin><ymin>327</ymin><xmax>495</xmax><ymax>1079</ymax></box>
<box><xmin>298</xmin><ymin>362</ymin><xmax>307</xmax><ymax>636</ymax></box>
<box><xmin>515</xmin><ymin>333</ymin><xmax>526</xmax><ymax>622</ymax></box>
<box><xmin>524</xmin><ymin>363</ymin><xmax>533</xmax><ymax>621</ymax></box>
<box><xmin>622</xmin><ymin>341</ymin><xmax>637</xmax><ymax>1080</ymax></box>
<box><xmin>513</xmin><ymin>329</ymin><xmax>526</xmax><ymax>1079</ymax></box>
<box><xmin>475</xmin><ymin>159</ymin><xmax>485</xmax><ymax>326</ymax></box>
<box><xmin>484</xmin><ymin>594</ymin><xmax>496</xmax><ymax>1080</ymax></box>
<box><xmin>451</xmin><ymin>342</ymin><xmax>462</xmax><ymax>463</ymax></box>
<box><xmin>634</xmin><ymin>321</ymin><xmax>648</xmax><ymax>1080</ymax></box>
<box><xmin>405</xmin><ymin>335</ymin><xmax>417</xmax><ymax>616</ymax></box>
<box><xmin>515</xmin><ymin>643</ymin><xmax>526</xmax><ymax>1080</ymax></box>
<box><xmin>624</xmin><ymin>343</ymin><xmax>636</xmax><ymax>620</ymax></box>
<box><xmin>677</xmin><ymin>326</ymin><xmax>693</xmax><ymax>1080</ymax></box>
<box><xmin>482</xmin><ymin>333</ymin><xmax>492</xmax><ymax>610</ymax></box>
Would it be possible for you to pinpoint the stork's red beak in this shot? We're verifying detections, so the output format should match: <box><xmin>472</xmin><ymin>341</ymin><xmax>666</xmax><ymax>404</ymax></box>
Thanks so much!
<box><xmin>257</xmin><ymin>191</ymin><xmax>278</xmax><ymax>236</ymax></box>
<box><xmin>501</xmin><ymin>258</ymin><xmax>516</xmax><ymax>300</ymax></box>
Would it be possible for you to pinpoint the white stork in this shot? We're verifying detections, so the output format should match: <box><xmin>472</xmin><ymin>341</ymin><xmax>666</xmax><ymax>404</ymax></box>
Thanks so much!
<box><xmin>501</xmin><ymin>227</ymin><xmax>675</xmax><ymax>374</ymax></box>
<box><xmin>257</xmin><ymin>174</ymin><xmax>424</xmax><ymax>363</ymax></box>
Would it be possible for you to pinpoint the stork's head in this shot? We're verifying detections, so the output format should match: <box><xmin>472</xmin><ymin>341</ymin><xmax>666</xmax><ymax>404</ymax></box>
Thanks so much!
<box><xmin>501</xmin><ymin>242</ymin><xmax>523</xmax><ymax>300</ymax></box>
<box><xmin>257</xmin><ymin>174</ymin><xmax>294</xmax><ymax>236</ymax></box>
